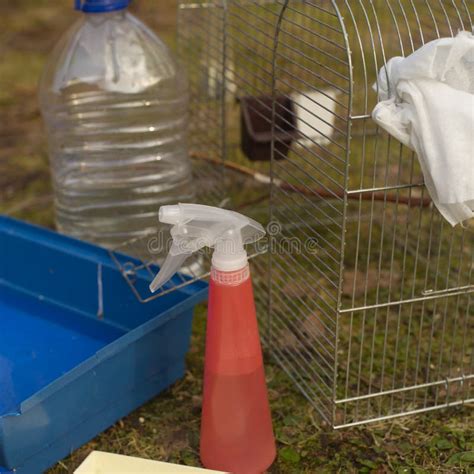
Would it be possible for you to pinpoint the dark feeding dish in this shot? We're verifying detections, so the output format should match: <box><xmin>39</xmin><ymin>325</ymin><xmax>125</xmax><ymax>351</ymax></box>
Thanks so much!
<box><xmin>240</xmin><ymin>95</ymin><xmax>298</xmax><ymax>161</ymax></box>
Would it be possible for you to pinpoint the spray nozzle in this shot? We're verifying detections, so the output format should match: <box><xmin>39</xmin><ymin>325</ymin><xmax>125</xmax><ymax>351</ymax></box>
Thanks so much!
<box><xmin>149</xmin><ymin>203</ymin><xmax>265</xmax><ymax>293</ymax></box>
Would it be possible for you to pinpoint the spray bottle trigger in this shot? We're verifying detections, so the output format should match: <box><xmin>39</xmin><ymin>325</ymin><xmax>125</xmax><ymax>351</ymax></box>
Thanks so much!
<box><xmin>149</xmin><ymin>245</ymin><xmax>192</xmax><ymax>292</ymax></box>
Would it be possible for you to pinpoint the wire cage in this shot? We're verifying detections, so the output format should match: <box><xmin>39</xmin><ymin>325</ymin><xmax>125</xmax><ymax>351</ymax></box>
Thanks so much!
<box><xmin>176</xmin><ymin>0</ymin><xmax>473</xmax><ymax>428</ymax></box>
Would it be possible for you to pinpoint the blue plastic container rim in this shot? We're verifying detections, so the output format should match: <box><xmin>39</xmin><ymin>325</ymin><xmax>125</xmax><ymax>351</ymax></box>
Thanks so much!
<box><xmin>75</xmin><ymin>0</ymin><xmax>130</xmax><ymax>13</ymax></box>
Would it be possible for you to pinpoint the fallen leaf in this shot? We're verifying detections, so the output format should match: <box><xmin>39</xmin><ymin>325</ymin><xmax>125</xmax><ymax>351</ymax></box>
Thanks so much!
<box><xmin>301</xmin><ymin>313</ymin><xmax>326</xmax><ymax>337</ymax></box>
<box><xmin>283</xmin><ymin>282</ymin><xmax>307</xmax><ymax>299</ymax></box>
<box><xmin>162</xmin><ymin>427</ymin><xmax>189</xmax><ymax>452</ymax></box>
<box><xmin>275</xmin><ymin>329</ymin><xmax>300</xmax><ymax>351</ymax></box>
<box><xmin>279</xmin><ymin>446</ymin><xmax>301</xmax><ymax>463</ymax></box>
<box><xmin>436</xmin><ymin>438</ymin><xmax>453</xmax><ymax>450</ymax></box>
<box><xmin>447</xmin><ymin>451</ymin><xmax>474</xmax><ymax>465</ymax></box>
<box><xmin>274</xmin><ymin>313</ymin><xmax>326</xmax><ymax>351</ymax></box>
<box><xmin>343</xmin><ymin>267</ymin><xmax>400</xmax><ymax>298</ymax></box>
<box><xmin>358</xmin><ymin>458</ymin><xmax>378</xmax><ymax>469</ymax></box>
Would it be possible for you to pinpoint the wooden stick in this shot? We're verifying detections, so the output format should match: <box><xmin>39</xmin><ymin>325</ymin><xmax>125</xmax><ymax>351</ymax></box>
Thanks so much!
<box><xmin>190</xmin><ymin>152</ymin><xmax>431</xmax><ymax>208</ymax></box>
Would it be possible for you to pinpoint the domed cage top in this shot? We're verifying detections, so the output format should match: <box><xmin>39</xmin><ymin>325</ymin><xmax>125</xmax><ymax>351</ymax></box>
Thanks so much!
<box><xmin>176</xmin><ymin>0</ymin><xmax>473</xmax><ymax>428</ymax></box>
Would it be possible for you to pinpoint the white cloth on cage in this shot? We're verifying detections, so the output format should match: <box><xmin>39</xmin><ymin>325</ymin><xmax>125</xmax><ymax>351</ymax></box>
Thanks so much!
<box><xmin>372</xmin><ymin>31</ymin><xmax>474</xmax><ymax>226</ymax></box>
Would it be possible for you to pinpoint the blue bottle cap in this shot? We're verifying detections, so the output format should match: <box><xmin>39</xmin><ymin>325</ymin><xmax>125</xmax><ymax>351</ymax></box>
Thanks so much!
<box><xmin>75</xmin><ymin>0</ymin><xmax>131</xmax><ymax>13</ymax></box>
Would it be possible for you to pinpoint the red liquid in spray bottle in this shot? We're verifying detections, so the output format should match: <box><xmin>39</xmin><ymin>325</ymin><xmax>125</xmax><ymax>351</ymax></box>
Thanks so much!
<box><xmin>201</xmin><ymin>266</ymin><xmax>276</xmax><ymax>472</ymax></box>
<box><xmin>150</xmin><ymin>204</ymin><xmax>276</xmax><ymax>473</ymax></box>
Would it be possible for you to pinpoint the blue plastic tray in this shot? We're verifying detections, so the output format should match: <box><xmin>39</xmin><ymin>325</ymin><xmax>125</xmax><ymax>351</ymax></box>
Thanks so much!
<box><xmin>0</xmin><ymin>216</ymin><xmax>208</xmax><ymax>474</ymax></box>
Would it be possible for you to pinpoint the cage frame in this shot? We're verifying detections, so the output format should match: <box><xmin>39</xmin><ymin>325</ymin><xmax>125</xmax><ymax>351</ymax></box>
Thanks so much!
<box><xmin>176</xmin><ymin>0</ymin><xmax>473</xmax><ymax>428</ymax></box>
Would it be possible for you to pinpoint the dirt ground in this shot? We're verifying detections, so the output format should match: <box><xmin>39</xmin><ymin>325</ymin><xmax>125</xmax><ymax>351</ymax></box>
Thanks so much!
<box><xmin>0</xmin><ymin>1</ymin><xmax>472</xmax><ymax>473</ymax></box>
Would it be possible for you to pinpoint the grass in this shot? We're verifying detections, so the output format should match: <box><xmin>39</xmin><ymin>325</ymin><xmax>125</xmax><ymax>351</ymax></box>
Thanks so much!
<box><xmin>0</xmin><ymin>0</ymin><xmax>472</xmax><ymax>472</ymax></box>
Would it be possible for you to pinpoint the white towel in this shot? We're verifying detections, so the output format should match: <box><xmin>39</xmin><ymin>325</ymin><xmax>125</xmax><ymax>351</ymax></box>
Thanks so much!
<box><xmin>372</xmin><ymin>32</ymin><xmax>474</xmax><ymax>226</ymax></box>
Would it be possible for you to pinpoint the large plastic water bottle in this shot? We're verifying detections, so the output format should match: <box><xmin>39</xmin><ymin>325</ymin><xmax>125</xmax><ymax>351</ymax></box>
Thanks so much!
<box><xmin>39</xmin><ymin>0</ymin><xmax>193</xmax><ymax>251</ymax></box>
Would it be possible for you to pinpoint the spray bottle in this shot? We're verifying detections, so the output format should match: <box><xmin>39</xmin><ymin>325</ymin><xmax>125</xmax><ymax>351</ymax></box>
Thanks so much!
<box><xmin>150</xmin><ymin>203</ymin><xmax>276</xmax><ymax>473</ymax></box>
